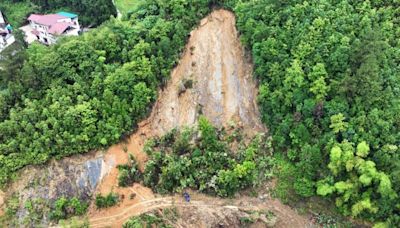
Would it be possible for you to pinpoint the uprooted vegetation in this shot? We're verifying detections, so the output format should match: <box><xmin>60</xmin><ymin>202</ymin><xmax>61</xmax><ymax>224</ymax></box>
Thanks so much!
<box><xmin>122</xmin><ymin>207</ymin><xmax>278</xmax><ymax>228</ymax></box>
<box><xmin>123</xmin><ymin>207</ymin><xmax>178</xmax><ymax>228</ymax></box>
<box><xmin>142</xmin><ymin>117</ymin><xmax>274</xmax><ymax>197</ymax></box>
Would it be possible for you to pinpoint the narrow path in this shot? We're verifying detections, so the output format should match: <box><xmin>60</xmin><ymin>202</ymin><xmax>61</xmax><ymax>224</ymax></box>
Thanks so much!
<box><xmin>90</xmin><ymin>196</ymin><xmax>264</xmax><ymax>228</ymax></box>
<box><xmin>89</xmin><ymin>189</ymin><xmax>309</xmax><ymax>228</ymax></box>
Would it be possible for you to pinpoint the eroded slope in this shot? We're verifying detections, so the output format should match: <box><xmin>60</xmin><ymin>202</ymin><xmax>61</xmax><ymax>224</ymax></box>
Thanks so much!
<box><xmin>1</xmin><ymin>9</ymin><xmax>308</xmax><ymax>228</ymax></box>
<box><xmin>89</xmin><ymin>10</ymin><xmax>307</xmax><ymax>228</ymax></box>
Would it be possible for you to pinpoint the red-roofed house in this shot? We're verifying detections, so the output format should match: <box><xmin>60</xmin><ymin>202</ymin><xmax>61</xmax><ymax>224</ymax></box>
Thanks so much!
<box><xmin>26</xmin><ymin>11</ymin><xmax>80</xmax><ymax>45</ymax></box>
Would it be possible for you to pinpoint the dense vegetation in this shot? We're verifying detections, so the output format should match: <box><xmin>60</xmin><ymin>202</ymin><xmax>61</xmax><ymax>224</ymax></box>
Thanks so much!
<box><xmin>0</xmin><ymin>0</ymin><xmax>216</xmax><ymax>185</ymax></box>
<box><xmin>0</xmin><ymin>0</ymin><xmax>36</xmax><ymax>27</ymax></box>
<box><xmin>0</xmin><ymin>0</ymin><xmax>116</xmax><ymax>27</ymax></box>
<box><xmin>143</xmin><ymin>117</ymin><xmax>274</xmax><ymax>197</ymax></box>
<box><xmin>229</xmin><ymin>0</ymin><xmax>400</xmax><ymax>225</ymax></box>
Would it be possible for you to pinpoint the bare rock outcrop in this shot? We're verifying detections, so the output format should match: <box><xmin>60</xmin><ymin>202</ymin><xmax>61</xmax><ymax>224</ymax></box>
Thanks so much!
<box><xmin>3</xmin><ymin>152</ymin><xmax>112</xmax><ymax>227</ymax></box>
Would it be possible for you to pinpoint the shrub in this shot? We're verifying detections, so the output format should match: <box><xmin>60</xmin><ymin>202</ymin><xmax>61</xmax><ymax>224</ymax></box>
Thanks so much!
<box><xmin>117</xmin><ymin>154</ymin><xmax>142</xmax><ymax>187</ymax></box>
<box><xmin>95</xmin><ymin>193</ymin><xmax>119</xmax><ymax>209</ymax></box>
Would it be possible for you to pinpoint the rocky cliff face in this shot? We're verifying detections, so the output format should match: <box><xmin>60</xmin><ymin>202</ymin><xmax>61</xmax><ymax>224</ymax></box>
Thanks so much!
<box><xmin>3</xmin><ymin>152</ymin><xmax>112</xmax><ymax>227</ymax></box>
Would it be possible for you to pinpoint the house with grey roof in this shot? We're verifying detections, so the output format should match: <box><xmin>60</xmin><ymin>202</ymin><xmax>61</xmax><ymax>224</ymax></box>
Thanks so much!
<box><xmin>26</xmin><ymin>11</ymin><xmax>80</xmax><ymax>45</ymax></box>
<box><xmin>0</xmin><ymin>10</ymin><xmax>16</xmax><ymax>52</ymax></box>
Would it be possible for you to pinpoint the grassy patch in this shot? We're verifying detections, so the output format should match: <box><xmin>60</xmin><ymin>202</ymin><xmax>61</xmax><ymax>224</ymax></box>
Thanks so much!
<box><xmin>114</xmin><ymin>0</ymin><xmax>142</xmax><ymax>16</ymax></box>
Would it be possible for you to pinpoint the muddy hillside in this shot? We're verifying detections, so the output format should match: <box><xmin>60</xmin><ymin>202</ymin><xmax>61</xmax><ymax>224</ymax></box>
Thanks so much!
<box><xmin>91</xmin><ymin>8</ymin><xmax>266</xmax><ymax>202</ymax></box>
<box><xmin>89</xmin><ymin>9</ymin><xmax>308</xmax><ymax>228</ymax></box>
<box><xmin>145</xmin><ymin>9</ymin><xmax>265</xmax><ymax>136</ymax></box>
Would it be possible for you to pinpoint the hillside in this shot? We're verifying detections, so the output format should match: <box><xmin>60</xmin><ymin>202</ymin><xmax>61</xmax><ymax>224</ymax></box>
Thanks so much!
<box><xmin>88</xmin><ymin>9</ymin><xmax>306</xmax><ymax>227</ymax></box>
<box><xmin>0</xmin><ymin>0</ymin><xmax>399</xmax><ymax>227</ymax></box>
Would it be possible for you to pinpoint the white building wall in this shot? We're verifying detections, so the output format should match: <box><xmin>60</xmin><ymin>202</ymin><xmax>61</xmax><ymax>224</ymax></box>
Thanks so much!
<box><xmin>0</xmin><ymin>37</ymin><xmax>5</xmax><ymax>50</ymax></box>
<box><xmin>72</xmin><ymin>18</ymin><xmax>81</xmax><ymax>31</ymax></box>
<box><xmin>29</xmin><ymin>21</ymin><xmax>56</xmax><ymax>45</ymax></box>
<box><xmin>27</xmin><ymin>15</ymin><xmax>81</xmax><ymax>45</ymax></box>
<box><xmin>0</xmin><ymin>34</ymin><xmax>16</xmax><ymax>52</ymax></box>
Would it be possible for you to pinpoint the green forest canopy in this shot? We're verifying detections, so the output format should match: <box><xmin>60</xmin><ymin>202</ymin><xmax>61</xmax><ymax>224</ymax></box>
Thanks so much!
<box><xmin>0</xmin><ymin>0</ymin><xmax>399</xmax><ymax>226</ymax></box>
<box><xmin>0</xmin><ymin>0</ymin><xmax>216</xmax><ymax>184</ymax></box>
<box><xmin>231</xmin><ymin>0</ymin><xmax>400</xmax><ymax>225</ymax></box>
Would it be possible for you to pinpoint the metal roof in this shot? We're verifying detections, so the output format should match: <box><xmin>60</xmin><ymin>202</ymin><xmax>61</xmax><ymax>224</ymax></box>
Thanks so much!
<box><xmin>57</xmin><ymin>12</ymin><xmax>78</xmax><ymax>18</ymax></box>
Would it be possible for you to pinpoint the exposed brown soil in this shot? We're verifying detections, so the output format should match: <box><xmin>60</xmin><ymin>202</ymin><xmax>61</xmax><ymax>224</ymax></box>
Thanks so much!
<box><xmin>87</xmin><ymin>9</ymin><xmax>309</xmax><ymax>228</ymax></box>
<box><xmin>0</xmin><ymin>190</ymin><xmax>4</xmax><ymax>216</ymax></box>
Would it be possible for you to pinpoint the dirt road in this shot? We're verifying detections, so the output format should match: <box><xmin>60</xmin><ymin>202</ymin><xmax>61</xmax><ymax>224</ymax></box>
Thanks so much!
<box><xmin>89</xmin><ymin>189</ymin><xmax>309</xmax><ymax>228</ymax></box>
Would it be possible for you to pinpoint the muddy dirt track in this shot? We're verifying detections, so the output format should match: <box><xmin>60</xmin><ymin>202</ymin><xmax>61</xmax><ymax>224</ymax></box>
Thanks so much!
<box><xmin>88</xmin><ymin>10</ymin><xmax>309</xmax><ymax>228</ymax></box>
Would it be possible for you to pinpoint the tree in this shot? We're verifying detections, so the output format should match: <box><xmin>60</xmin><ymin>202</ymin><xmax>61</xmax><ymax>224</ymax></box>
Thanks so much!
<box><xmin>329</xmin><ymin>113</ymin><xmax>348</xmax><ymax>134</ymax></box>
<box><xmin>317</xmin><ymin>141</ymin><xmax>397</xmax><ymax>217</ymax></box>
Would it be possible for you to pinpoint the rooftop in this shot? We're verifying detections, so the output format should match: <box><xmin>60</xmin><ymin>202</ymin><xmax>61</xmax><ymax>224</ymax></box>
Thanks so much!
<box><xmin>57</xmin><ymin>12</ymin><xmax>78</xmax><ymax>18</ymax></box>
<box><xmin>27</xmin><ymin>11</ymin><xmax>79</xmax><ymax>35</ymax></box>
<box><xmin>28</xmin><ymin>14</ymin><xmax>68</xmax><ymax>26</ymax></box>
<box><xmin>48</xmin><ymin>22</ymin><xmax>71</xmax><ymax>35</ymax></box>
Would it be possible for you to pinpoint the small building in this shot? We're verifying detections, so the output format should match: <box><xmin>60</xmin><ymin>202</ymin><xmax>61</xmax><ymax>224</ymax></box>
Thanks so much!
<box><xmin>0</xmin><ymin>11</ymin><xmax>16</xmax><ymax>52</ymax></box>
<box><xmin>26</xmin><ymin>11</ymin><xmax>80</xmax><ymax>45</ymax></box>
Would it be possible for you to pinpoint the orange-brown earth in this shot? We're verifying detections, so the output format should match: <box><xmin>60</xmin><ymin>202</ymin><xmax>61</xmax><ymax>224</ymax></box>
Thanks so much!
<box><xmin>0</xmin><ymin>190</ymin><xmax>4</xmax><ymax>216</ymax></box>
<box><xmin>88</xmin><ymin>9</ymin><xmax>309</xmax><ymax>228</ymax></box>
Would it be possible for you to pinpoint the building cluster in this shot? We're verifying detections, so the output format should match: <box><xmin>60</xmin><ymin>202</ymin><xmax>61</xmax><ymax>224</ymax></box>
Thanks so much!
<box><xmin>25</xmin><ymin>11</ymin><xmax>81</xmax><ymax>45</ymax></box>
<box><xmin>0</xmin><ymin>10</ymin><xmax>81</xmax><ymax>53</ymax></box>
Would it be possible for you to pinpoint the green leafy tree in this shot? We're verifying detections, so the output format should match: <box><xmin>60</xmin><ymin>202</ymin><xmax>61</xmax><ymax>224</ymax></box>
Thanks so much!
<box><xmin>317</xmin><ymin>141</ymin><xmax>397</xmax><ymax>217</ymax></box>
<box><xmin>329</xmin><ymin>113</ymin><xmax>348</xmax><ymax>134</ymax></box>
